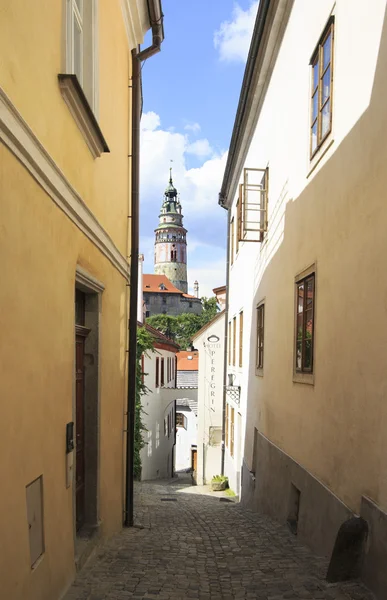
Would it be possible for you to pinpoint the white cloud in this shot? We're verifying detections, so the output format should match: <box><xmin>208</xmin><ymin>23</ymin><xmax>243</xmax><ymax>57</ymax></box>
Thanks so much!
<box><xmin>214</xmin><ymin>1</ymin><xmax>259</xmax><ymax>63</ymax></box>
<box><xmin>140</xmin><ymin>111</ymin><xmax>227</xmax><ymax>290</ymax></box>
<box><xmin>141</xmin><ymin>111</ymin><xmax>160</xmax><ymax>131</ymax></box>
<box><xmin>184</xmin><ymin>122</ymin><xmax>201</xmax><ymax>134</ymax></box>
<box><xmin>188</xmin><ymin>259</ymin><xmax>226</xmax><ymax>298</ymax></box>
<box><xmin>186</xmin><ymin>139</ymin><xmax>213</xmax><ymax>158</ymax></box>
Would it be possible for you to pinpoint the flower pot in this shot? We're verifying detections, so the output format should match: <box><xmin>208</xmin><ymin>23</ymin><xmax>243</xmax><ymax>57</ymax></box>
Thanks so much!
<box><xmin>211</xmin><ymin>480</ymin><xmax>227</xmax><ymax>491</ymax></box>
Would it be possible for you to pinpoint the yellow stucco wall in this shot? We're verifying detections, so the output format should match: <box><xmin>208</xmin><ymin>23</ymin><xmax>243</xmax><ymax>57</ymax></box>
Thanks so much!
<box><xmin>0</xmin><ymin>1</ymin><xmax>133</xmax><ymax>598</ymax></box>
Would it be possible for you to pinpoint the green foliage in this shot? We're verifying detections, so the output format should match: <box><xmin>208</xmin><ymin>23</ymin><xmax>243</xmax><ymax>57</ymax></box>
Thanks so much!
<box><xmin>211</xmin><ymin>475</ymin><xmax>229</xmax><ymax>483</ymax></box>
<box><xmin>224</xmin><ymin>488</ymin><xmax>236</xmax><ymax>497</ymax></box>
<box><xmin>146</xmin><ymin>296</ymin><xmax>219</xmax><ymax>349</ymax></box>
<box><xmin>134</xmin><ymin>327</ymin><xmax>155</xmax><ymax>480</ymax></box>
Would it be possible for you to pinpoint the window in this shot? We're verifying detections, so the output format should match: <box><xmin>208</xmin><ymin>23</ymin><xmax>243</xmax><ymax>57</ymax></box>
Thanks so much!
<box><xmin>295</xmin><ymin>273</ymin><xmax>315</xmax><ymax>373</ymax></box>
<box><xmin>236</xmin><ymin>198</ymin><xmax>240</xmax><ymax>254</ymax></box>
<box><xmin>230</xmin><ymin>218</ymin><xmax>234</xmax><ymax>265</ymax></box>
<box><xmin>66</xmin><ymin>0</ymin><xmax>98</xmax><ymax>112</ymax></box>
<box><xmin>239</xmin><ymin>311</ymin><xmax>244</xmax><ymax>368</ymax></box>
<box><xmin>162</xmin><ymin>296</ymin><xmax>167</xmax><ymax>304</ymax></box>
<box><xmin>237</xmin><ymin>168</ymin><xmax>268</xmax><ymax>243</ymax></box>
<box><xmin>310</xmin><ymin>18</ymin><xmax>334</xmax><ymax>157</ymax></box>
<box><xmin>228</xmin><ymin>321</ymin><xmax>231</xmax><ymax>366</ymax></box>
<box><xmin>176</xmin><ymin>413</ymin><xmax>187</xmax><ymax>429</ymax></box>
<box><xmin>225</xmin><ymin>404</ymin><xmax>229</xmax><ymax>448</ymax></box>
<box><xmin>256</xmin><ymin>303</ymin><xmax>265</xmax><ymax>371</ymax></box>
<box><xmin>161</xmin><ymin>358</ymin><xmax>165</xmax><ymax>386</ymax></box>
<box><xmin>232</xmin><ymin>317</ymin><xmax>236</xmax><ymax>367</ymax></box>
<box><xmin>155</xmin><ymin>357</ymin><xmax>159</xmax><ymax>388</ymax></box>
<box><xmin>230</xmin><ymin>407</ymin><xmax>235</xmax><ymax>457</ymax></box>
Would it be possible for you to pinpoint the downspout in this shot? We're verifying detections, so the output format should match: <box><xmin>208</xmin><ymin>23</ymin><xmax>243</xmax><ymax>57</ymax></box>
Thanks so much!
<box><xmin>125</xmin><ymin>48</ymin><xmax>141</xmax><ymax>528</ymax></box>
<box><xmin>125</xmin><ymin>2</ymin><xmax>164</xmax><ymax>528</ymax></box>
<box><xmin>220</xmin><ymin>207</ymin><xmax>230</xmax><ymax>476</ymax></box>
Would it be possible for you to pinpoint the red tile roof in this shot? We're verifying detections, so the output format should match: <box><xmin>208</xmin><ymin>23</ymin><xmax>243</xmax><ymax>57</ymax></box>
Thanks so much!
<box><xmin>143</xmin><ymin>274</ymin><xmax>198</xmax><ymax>300</ymax></box>
<box><xmin>176</xmin><ymin>350</ymin><xmax>199</xmax><ymax>371</ymax></box>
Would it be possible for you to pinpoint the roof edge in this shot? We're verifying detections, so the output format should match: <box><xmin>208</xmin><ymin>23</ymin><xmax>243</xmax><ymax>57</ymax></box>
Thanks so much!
<box><xmin>192</xmin><ymin>310</ymin><xmax>225</xmax><ymax>341</ymax></box>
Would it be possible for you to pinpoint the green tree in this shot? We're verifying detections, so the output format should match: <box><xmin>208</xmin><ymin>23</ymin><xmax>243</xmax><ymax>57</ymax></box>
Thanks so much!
<box><xmin>147</xmin><ymin>296</ymin><xmax>219</xmax><ymax>350</ymax></box>
<box><xmin>134</xmin><ymin>326</ymin><xmax>155</xmax><ymax>480</ymax></box>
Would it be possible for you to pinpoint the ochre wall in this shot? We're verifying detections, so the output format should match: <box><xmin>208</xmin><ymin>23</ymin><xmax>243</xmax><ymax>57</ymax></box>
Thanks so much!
<box><xmin>0</xmin><ymin>1</ymin><xmax>132</xmax><ymax>598</ymax></box>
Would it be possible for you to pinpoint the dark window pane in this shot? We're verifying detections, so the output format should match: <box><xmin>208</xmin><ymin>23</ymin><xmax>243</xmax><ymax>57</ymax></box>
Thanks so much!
<box><xmin>323</xmin><ymin>32</ymin><xmax>331</xmax><ymax>70</ymax></box>
<box><xmin>313</xmin><ymin>61</ymin><xmax>319</xmax><ymax>91</ymax></box>
<box><xmin>296</xmin><ymin>341</ymin><xmax>302</xmax><ymax>370</ymax></box>
<box><xmin>312</xmin><ymin>91</ymin><xmax>318</xmax><ymax>122</ymax></box>
<box><xmin>298</xmin><ymin>283</ymin><xmax>304</xmax><ymax>313</ymax></box>
<box><xmin>311</xmin><ymin>123</ymin><xmax>318</xmax><ymax>153</ymax></box>
<box><xmin>304</xmin><ymin>338</ymin><xmax>313</xmax><ymax>369</ymax></box>
<box><xmin>321</xmin><ymin>67</ymin><xmax>331</xmax><ymax>104</ymax></box>
<box><xmin>321</xmin><ymin>99</ymin><xmax>331</xmax><ymax>138</ymax></box>
<box><xmin>297</xmin><ymin>314</ymin><xmax>303</xmax><ymax>341</ymax></box>
<box><xmin>306</xmin><ymin>277</ymin><xmax>314</xmax><ymax>308</ymax></box>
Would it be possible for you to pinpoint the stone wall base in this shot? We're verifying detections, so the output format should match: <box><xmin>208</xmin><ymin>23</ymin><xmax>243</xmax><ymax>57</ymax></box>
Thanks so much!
<box><xmin>241</xmin><ymin>431</ymin><xmax>387</xmax><ymax>600</ymax></box>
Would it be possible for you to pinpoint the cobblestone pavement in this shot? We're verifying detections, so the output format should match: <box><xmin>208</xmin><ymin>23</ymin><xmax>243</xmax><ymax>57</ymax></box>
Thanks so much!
<box><xmin>64</xmin><ymin>476</ymin><xmax>374</xmax><ymax>600</ymax></box>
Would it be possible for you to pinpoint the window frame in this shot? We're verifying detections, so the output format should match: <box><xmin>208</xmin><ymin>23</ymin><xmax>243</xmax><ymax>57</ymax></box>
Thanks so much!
<box><xmin>239</xmin><ymin>311</ymin><xmax>243</xmax><ymax>368</ymax></box>
<box><xmin>294</xmin><ymin>264</ymin><xmax>316</xmax><ymax>385</ymax></box>
<box><xmin>160</xmin><ymin>357</ymin><xmax>165</xmax><ymax>387</ymax></box>
<box><xmin>225</xmin><ymin>403</ymin><xmax>229</xmax><ymax>448</ymax></box>
<box><xmin>310</xmin><ymin>17</ymin><xmax>334</xmax><ymax>159</ymax></box>
<box><xmin>256</xmin><ymin>301</ymin><xmax>265</xmax><ymax>375</ymax></box>
<box><xmin>230</xmin><ymin>217</ymin><xmax>235</xmax><ymax>265</ymax></box>
<box><xmin>230</xmin><ymin>407</ymin><xmax>235</xmax><ymax>458</ymax></box>
<box><xmin>155</xmin><ymin>357</ymin><xmax>159</xmax><ymax>388</ymax></box>
<box><xmin>176</xmin><ymin>413</ymin><xmax>187</xmax><ymax>429</ymax></box>
<box><xmin>232</xmin><ymin>317</ymin><xmax>236</xmax><ymax>367</ymax></box>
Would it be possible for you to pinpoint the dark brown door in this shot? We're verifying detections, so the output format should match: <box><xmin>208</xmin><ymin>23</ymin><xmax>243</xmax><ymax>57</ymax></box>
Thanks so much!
<box><xmin>192</xmin><ymin>449</ymin><xmax>197</xmax><ymax>472</ymax></box>
<box><xmin>75</xmin><ymin>334</ymin><xmax>85</xmax><ymax>531</ymax></box>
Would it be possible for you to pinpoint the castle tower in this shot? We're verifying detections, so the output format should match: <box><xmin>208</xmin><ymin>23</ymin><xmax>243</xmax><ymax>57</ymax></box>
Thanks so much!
<box><xmin>154</xmin><ymin>169</ymin><xmax>188</xmax><ymax>293</ymax></box>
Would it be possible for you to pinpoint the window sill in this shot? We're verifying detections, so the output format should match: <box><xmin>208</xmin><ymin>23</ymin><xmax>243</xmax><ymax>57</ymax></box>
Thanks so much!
<box><xmin>58</xmin><ymin>74</ymin><xmax>109</xmax><ymax>159</ymax></box>
<box><xmin>293</xmin><ymin>371</ymin><xmax>314</xmax><ymax>386</ymax></box>
<box><xmin>307</xmin><ymin>136</ymin><xmax>334</xmax><ymax>179</ymax></box>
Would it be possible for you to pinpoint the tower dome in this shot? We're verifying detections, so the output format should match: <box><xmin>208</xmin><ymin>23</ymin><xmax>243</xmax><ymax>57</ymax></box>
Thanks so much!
<box><xmin>154</xmin><ymin>170</ymin><xmax>188</xmax><ymax>293</ymax></box>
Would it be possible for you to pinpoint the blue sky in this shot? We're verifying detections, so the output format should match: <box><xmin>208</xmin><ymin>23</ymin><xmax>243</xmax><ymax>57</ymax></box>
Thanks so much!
<box><xmin>139</xmin><ymin>1</ymin><xmax>258</xmax><ymax>296</ymax></box>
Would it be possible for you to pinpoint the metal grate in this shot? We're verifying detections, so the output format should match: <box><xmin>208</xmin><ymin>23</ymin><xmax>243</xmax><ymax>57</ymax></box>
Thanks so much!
<box><xmin>225</xmin><ymin>386</ymin><xmax>240</xmax><ymax>404</ymax></box>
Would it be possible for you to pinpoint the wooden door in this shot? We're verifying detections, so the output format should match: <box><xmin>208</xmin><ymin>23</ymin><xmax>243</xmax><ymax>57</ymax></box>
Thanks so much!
<box><xmin>75</xmin><ymin>334</ymin><xmax>85</xmax><ymax>531</ymax></box>
<box><xmin>192</xmin><ymin>448</ymin><xmax>197</xmax><ymax>472</ymax></box>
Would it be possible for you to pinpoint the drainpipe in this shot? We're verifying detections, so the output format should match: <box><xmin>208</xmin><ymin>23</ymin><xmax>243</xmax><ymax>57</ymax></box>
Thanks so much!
<box><xmin>137</xmin><ymin>0</ymin><xmax>164</xmax><ymax>62</ymax></box>
<box><xmin>220</xmin><ymin>208</ymin><xmax>230</xmax><ymax>476</ymax></box>
<box><xmin>125</xmin><ymin>1</ymin><xmax>164</xmax><ymax>527</ymax></box>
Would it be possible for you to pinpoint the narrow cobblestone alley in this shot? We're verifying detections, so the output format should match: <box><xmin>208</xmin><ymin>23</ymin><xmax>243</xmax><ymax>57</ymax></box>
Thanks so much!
<box><xmin>65</xmin><ymin>481</ymin><xmax>373</xmax><ymax>600</ymax></box>
<box><xmin>64</xmin><ymin>476</ymin><xmax>373</xmax><ymax>600</ymax></box>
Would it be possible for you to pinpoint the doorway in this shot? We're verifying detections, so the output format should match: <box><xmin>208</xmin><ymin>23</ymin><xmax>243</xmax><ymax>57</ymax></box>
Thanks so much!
<box><xmin>74</xmin><ymin>271</ymin><xmax>103</xmax><ymax>539</ymax></box>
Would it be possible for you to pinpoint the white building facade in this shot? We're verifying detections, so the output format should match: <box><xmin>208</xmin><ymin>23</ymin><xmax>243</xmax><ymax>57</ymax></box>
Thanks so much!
<box><xmin>219</xmin><ymin>1</ymin><xmax>387</xmax><ymax>597</ymax></box>
<box><xmin>140</xmin><ymin>326</ymin><xmax>179</xmax><ymax>481</ymax></box>
<box><xmin>193</xmin><ymin>312</ymin><xmax>225</xmax><ymax>486</ymax></box>
<box><xmin>175</xmin><ymin>402</ymin><xmax>197</xmax><ymax>472</ymax></box>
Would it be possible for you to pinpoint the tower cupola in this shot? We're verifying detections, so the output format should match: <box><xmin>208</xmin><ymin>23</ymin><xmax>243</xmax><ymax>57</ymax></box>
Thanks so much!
<box><xmin>154</xmin><ymin>169</ymin><xmax>188</xmax><ymax>294</ymax></box>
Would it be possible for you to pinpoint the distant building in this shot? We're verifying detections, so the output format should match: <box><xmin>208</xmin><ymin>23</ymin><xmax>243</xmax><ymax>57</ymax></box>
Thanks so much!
<box><xmin>192</xmin><ymin>311</ymin><xmax>225</xmax><ymax>486</ymax></box>
<box><xmin>176</xmin><ymin>350</ymin><xmax>199</xmax><ymax>388</ymax></box>
<box><xmin>175</xmin><ymin>350</ymin><xmax>199</xmax><ymax>472</ymax></box>
<box><xmin>143</xmin><ymin>274</ymin><xmax>202</xmax><ymax>317</ymax></box>
<box><xmin>140</xmin><ymin>323</ymin><xmax>180</xmax><ymax>481</ymax></box>
<box><xmin>213</xmin><ymin>285</ymin><xmax>226</xmax><ymax>311</ymax></box>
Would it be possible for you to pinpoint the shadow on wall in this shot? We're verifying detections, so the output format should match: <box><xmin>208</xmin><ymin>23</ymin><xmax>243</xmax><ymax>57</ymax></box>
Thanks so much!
<box><xmin>241</xmin><ymin>4</ymin><xmax>387</xmax><ymax>598</ymax></box>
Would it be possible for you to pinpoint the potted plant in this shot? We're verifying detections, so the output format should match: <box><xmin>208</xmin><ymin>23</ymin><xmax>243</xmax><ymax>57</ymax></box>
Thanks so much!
<box><xmin>211</xmin><ymin>475</ymin><xmax>229</xmax><ymax>491</ymax></box>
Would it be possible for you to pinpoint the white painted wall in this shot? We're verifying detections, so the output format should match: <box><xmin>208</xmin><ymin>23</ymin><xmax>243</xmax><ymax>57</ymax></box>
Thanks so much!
<box><xmin>140</xmin><ymin>347</ymin><xmax>177</xmax><ymax>481</ymax></box>
<box><xmin>225</xmin><ymin>0</ymin><xmax>387</xmax><ymax>497</ymax></box>
<box><xmin>175</xmin><ymin>405</ymin><xmax>197</xmax><ymax>472</ymax></box>
<box><xmin>193</xmin><ymin>313</ymin><xmax>225</xmax><ymax>485</ymax></box>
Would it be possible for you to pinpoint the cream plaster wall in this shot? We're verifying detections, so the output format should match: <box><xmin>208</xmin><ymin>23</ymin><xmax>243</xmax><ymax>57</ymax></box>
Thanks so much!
<box><xmin>227</xmin><ymin>0</ymin><xmax>387</xmax><ymax>514</ymax></box>
<box><xmin>194</xmin><ymin>315</ymin><xmax>225</xmax><ymax>485</ymax></box>
<box><xmin>141</xmin><ymin>349</ymin><xmax>176</xmax><ymax>481</ymax></box>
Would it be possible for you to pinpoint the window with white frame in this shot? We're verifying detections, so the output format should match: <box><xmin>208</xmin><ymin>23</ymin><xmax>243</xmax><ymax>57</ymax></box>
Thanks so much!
<box><xmin>66</xmin><ymin>0</ymin><xmax>98</xmax><ymax>112</ymax></box>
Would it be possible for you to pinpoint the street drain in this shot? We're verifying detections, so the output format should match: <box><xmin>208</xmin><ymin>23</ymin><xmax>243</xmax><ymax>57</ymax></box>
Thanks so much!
<box><xmin>161</xmin><ymin>498</ymin><xmax>177</xmax><ymax>502</ymax></box>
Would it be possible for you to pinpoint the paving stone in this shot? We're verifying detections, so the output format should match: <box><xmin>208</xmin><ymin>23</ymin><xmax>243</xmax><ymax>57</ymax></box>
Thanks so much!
<box><xmin>64</xmin><ymin>477</ymin><xmax>374</xmax><ymax>600</ymax></box>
